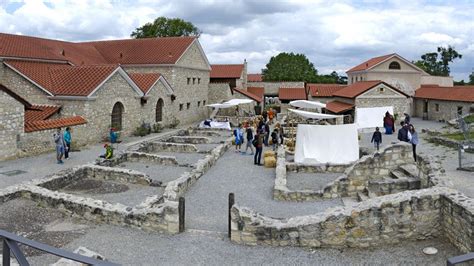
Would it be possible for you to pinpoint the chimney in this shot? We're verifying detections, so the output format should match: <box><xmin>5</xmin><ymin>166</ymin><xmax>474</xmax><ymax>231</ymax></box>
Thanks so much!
<box><xmin>61</xmin><ymin>49</ymin><xmax>65</xmax><ymax>56</ymax></box>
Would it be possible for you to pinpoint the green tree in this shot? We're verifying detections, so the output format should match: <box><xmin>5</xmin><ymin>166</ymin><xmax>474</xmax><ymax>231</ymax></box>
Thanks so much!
<box><xmin>469</xmin><ymin>72</ymin><xmax>474</xmax><ymax>85</ymax></box>
<box><xmin>131</xmin><ymin>17</ymin><xmax>201</xmax><ymax>38</ymax></box>
<box><xmin>262</xmin><ymin>52</ymin><xmax>319</xmax><ymax>82</ymax></box>
<box><xmin>414</xmin><ymin>46</ymin><xmax>462</xmax><ymax>76</ymax></box>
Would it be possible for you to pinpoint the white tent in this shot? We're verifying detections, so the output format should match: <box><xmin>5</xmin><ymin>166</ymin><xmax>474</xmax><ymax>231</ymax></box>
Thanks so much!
<box><xmin>356</xmin><ymin>106</ymin><xmax>393</xmax><ymax>129</ymax></box>
<box><xmin>289</xmin><ymin>100</ymin><xmax>326</xmax><ymax>109</ymax></box>
<box><xmin>288</xmin><ymin>108</ymin><xmax>341</xmax><ymax>120</ymax></box>
<box><xmin>205</xmin><ymin>98</ymin><xmax>254</xmax><ymax>109</ymax></box>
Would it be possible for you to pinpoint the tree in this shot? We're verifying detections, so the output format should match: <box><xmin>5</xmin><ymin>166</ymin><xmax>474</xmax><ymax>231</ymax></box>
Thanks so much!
<box><xmin>469</xmin><ymin>72</ymin><xmax>474</xmax><ymax>85</ymax></box>
<box><xmin>414</xmin><ymin>46</ymin><xmax>462</xmax><ymax>76</ymax></box>
<box><xmin>131</xmin><ymin>17</ymin><xmax>201</xmax><ymax>38</ymax></box>
<box><xmin>262</xmin><ymin>52</ymin><xmax>319</xmax><ymax>82</ymax></box>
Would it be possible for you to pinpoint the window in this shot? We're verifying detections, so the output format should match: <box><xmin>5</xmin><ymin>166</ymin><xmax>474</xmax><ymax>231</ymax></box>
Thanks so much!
<box><xmin>435</xmin><ymin>103</ymin><xmax>439</xmax><ymax>112</ymax></box>
<box><xmin>179</xmin><ymin>104</ymin><xmax>183</xmax><ymax>111</ymax></box>
<box><xmin>457</xmin><ymin>106</ymin><xmax>463</xmax><ymax>115</ymax></box>
<box><xmin>156</xmin><ymin>98</ymin><xmax>164</xmax><ymax>122</ymax></box>
<box><xmin>423</xmin><ymin>100</ymin><xmax>428</xmax><ymax>113</ymax></box>
<box><xmin>351</xmin><ymin>77</ymin><xmax>354</xmax><ymax>83</ymax></box>
<box><xmin>187</xmin><ymin>78</ymin><xmax>191</xmax><ymax>85</ymax></box>
<box><xmin>203</xmin><ymin>100</ymin><xmax>206</xmax><ymax>106</ymax></box>
<box><xmin>187</xmin><ymin>102</ymin><xmax>191</xmax><ymax>109</ymax></box>
<box><xmin>379</xmin><ymin>87</ymin><xmax>384</xmax><ymax>92</ymax></box>
<box><xmin>111</xmin><ymin>102</ymin><xmax>124</xmax><ymax>130</ymax></box>
<box><xmin>389</xmin><ymin>61</ymin><xmax>401</xmax><ymax>70</ymax></box>
<box><xmin>198</xmin><ymin>78</ymin><xmax>201</xmax><ymax>84</ymax></box>
<box><xmin>355</xmin><ymin>77</ymin><xmax>358</xmax><ymax>82</ymax></box>
<box><xmin>198</xmin><ymin>101</ymin><xmax>201</xmax><ymax>107</ymax></box>
<box><xmin>193</xmin><ymin>78</ymin><xmax>196</xmax><ymax>84</ymax></box>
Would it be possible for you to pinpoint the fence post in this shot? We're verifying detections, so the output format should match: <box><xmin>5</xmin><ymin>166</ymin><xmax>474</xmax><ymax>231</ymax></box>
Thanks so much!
<box><xmin>179</xmin><ymin>197</ymin><xmax>185</xmax><ymax>233</ymax></box>
<box><xmin>3</xmin><ymin>239</ymin><xmax>10</xmax><ymax>266</ymax></box>
<box><xmin>228</xmin><ymin>193</ymin><xmax>235</xmax><ymax>238</ymax></box>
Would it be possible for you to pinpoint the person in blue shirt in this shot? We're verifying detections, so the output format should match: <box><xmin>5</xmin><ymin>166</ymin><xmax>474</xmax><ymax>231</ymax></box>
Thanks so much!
<box><xmin>409</xmin><ymin>125</ymin><xmax>419</xmax><ymax>162</ymax></box>
<box><xmin>110</xmin><ymin>128</ymin><xmax>118</xmax><ymax>144</ymax></box>
<box><xmin>63</xmin><ymin>127</ymin><xmax>71</xmax><ymax>159</ymax></box>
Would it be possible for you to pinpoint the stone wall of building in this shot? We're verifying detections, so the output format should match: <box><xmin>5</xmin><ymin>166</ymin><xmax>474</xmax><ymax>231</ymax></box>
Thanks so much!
<box><xmin>414</xmin><ymin>98</ymin><xmax>473</xmax><ymax>121</ymax></box>
<box><xmin>208</xmin><ymin>83</ymin><xmax>232</xmax><ymax>104</ymax></box>
<box><xmin>356</xmin><ymin>94</ymin><xmax>410</xmax><ymax>119</ymax></box>
<box><xmin>248</xmin><ymin>81</ymin><xmax>305</xmax><ymax>95</ymax></box>
<box><xmin>421</xmin><ymin>75</ymin><xmax>453</xmax><ymax>87</ymax></box>
<box><xmin>0</xmin><ymin>90</ymin><xmax>23</xmax><ymax>160</ymax></box>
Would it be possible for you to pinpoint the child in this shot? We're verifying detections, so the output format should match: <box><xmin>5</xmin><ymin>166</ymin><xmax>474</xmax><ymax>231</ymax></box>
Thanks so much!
<box><xmin>100</xmin><ymin>144</ymin><xmax>114</xmax><ymax>159</ymax></box>
<box><xmin>271</xmin><ymin>128</ymin><xmax>279</xmax><ymax>151</ymax></box>
<box><xmin>371</xmin><ymin>127</ymin><xmax>382</xmax><ymax>151</ymax></box>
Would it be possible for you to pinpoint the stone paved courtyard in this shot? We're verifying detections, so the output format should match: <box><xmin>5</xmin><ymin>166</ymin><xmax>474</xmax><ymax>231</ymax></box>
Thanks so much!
<box><xmin>0</xmin><ymin>118</ymin><xmax>472</xmax><ymax>265</ymax></box>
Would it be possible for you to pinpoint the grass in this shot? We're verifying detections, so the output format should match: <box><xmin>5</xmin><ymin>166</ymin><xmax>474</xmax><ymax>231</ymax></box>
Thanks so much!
<box><xmin>464</xmin><ymin>114</ymin><xmax>474</xmax><ymax>124</ymax></box>
<box><xmin>442</xmin><ymin>131</ymin><xmax>474</xmax><ymax>141</ymax></box>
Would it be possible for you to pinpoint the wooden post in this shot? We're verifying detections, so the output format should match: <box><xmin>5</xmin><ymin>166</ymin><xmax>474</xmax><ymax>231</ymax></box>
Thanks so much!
<box><xmin>178</xmin><ymin>197</ymin><xmax>185</xmax><ymax>233</ymax></box>
<box><xmin>228</xmin><ymin>193</ymin><xmax>235</xmax><ymax>238</ymax></box>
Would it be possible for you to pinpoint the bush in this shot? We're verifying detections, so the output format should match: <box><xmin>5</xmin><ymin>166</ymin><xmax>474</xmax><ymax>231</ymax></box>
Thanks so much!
<box><xmin>153</xmin><ymin>123</ymin><xmax>164</xmax><ymax>133</ymax></box>
<box><xmin>133</xmin><ymin>123</ymin><xmax>151</xmax><ymax>137</ymax></box>
<box><xmin>169</xmin><ymin>116</ymin><xmax>180</xmax><ymax>128</ymax></box>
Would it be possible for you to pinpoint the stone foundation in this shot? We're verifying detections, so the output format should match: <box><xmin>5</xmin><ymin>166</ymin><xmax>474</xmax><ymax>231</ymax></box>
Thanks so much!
<box><xmin>165</xmin><ymin>136</ymin><xmax>211</xmax><ymax>144</ymax></box>
<box><xmin>137</xmin><ymin>141</ymin><xmax>198</xmax><ymax>153</ymax></box>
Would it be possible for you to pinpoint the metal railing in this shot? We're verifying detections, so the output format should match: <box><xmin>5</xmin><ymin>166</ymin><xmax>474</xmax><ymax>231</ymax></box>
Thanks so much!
<box><xmin>1</xmin><ymin>229</ymin><xmax>119</xmax><ymax>266</ymax></box>
<box><xmin>447</xmin><ymin>252</ymin><xmax>474</xmax><ymax>265</ymax></box>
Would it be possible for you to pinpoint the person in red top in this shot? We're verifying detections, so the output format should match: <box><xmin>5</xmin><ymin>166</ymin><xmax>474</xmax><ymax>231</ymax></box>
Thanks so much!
<box><xmin>383</xmin><ymin>111</ymin><xmax>395</xmax><ymax>135</ymax></box>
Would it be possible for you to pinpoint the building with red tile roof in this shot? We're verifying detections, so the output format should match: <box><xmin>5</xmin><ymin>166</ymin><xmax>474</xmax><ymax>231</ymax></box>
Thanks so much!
<box><xmin>307</xmin><ymin>83</ymin><xmax>347</xmax><ymax>98</ymax></box>
<box><xmin>278</xmin><ymin>87</ymin><xmax>307</xmax><ymax>102</ymax></box>
<box><xmin>210</xmin><ymin>64</ymin><xmax>244</xmax><ymax>79</ymax></box>
<box><xmin>325</xmin><ymin>101</ymin><xmax>355</xmax><ymax>114</ymax></box>
<box><xmin>233</xmin><ymin>88</ymin><xmax>262</xmax><ymax>103</ymax></box>
<box><xmin>247</xmin><ymin>74</ymin><xmax>263</xmax><ymax>82</ymax></box>
<box><xmin>247</xmin><ymin>87</ymin><xmax>264</xmax><ymax>100</ymax></box>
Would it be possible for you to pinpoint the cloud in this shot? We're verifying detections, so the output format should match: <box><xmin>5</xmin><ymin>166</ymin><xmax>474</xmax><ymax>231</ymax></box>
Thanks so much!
<box><xmin>0</xmin><ymin>0</ymin><xmax>472</xmax><ymax>80</ymax></box>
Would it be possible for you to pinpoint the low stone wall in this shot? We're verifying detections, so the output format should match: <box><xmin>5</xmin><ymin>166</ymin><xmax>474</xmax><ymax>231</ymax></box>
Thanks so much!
<box><xmin>137</xmin><ymin>141</ymin><xmax>198</xmax><ymax>153</ymax></box>
<box><xmin>428</xmin><ymin>135</ymin><xmax>474</xmax><ymax>153</ymax></box>
<box><xmin>179</xmin><ymin>128</ymin><xmax>222</xmax><ymax>137</ymax></box>
<box><xmin>166</xmin><ymin>136</ymin><xmax>211</xmax><ymax>144</ymax></box>
<box><xmin>96</xmin><ymin>151</ymin><xmax>178</xmax><ymax>167</ymax></box>
<box><xmin>231</xmin><ymin>187</ymin><xmax>474</xmax><ymax>252</ymax></box>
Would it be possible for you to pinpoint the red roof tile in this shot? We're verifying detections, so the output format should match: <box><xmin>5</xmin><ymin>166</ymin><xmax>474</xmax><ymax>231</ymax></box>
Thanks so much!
<box><xmin>332</xmin><ymin>80</ymin><xmax>408</xmax><ymax>98</ymax></box>
<box><xmin>347</xmin><ymin>54</ymin><xmax>395</xmax><ymax>73</ymax></box>
<box><xmin>25</xmin><ymin>105</ymin><xmax>61</xmax><ymax>122</ymax></box>
<box><xmin>247</xmin><ymin>87</ymin><xmax>264</xmax><ymax>99</ymax></box>
<box><xmin>25</xmin><ymin>116</ymin><xmax>87</xmax><ymax>133</ymax></box>
<box><xmin>233</xmin><ymin>88</ymin><xmax>262</xmax><ymax>102</ymax></box>
<box><xmin>278</xmin><ymin>87</ymin><xmax>307</xmax><ymax>100</ymax></box>
<box><xmin>248</xmin><ymin>74</ymin><xmax>263</xmax><ymax>82</ymax></box>
<box><xmin>210</xmin><ymin>64</ymin><xmax>244</xmax><ymax>79</ymax></box>
<box><xmin>125</xmin><ymin>73</ymin><xmax>161</xmax><ymax>94</ymax></box>
<box><xmin>415</xmin><ymin>85</ymin><xmax>474</xmax><ymax>102</ymax></box>
<box><xmin>0</xmin><ymin>33</ymin><xmax>196</xmax><ymax>65</ymax></box>
<box><xmin>326</xmin><ymin>101</ymin><xmax>355</xmax><ymax>113</ymax></box>
<box><xmin>307</xmin><ymin>83</ymin><xmax>347</xmax><ymax>97</ymax></box>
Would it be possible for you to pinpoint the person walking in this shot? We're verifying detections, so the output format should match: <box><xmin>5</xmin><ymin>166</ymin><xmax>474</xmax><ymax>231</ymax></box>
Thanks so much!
<box><xmin>276</xmin><ymin>123</ymin><xmax>284</xmax><ymax>144</ymax></box>
<box><xmin>63</xmin><ymin>127</ymin><xmax>72</xmax><ymax>159</ymax></box>
<box><xmin>409</xmin><ymin>125</ymin><xmax>419</xmax><ymax>162</ymax></box>
<box><xmin>404</xmin><ymin>113</ymin><xmax>411</xmax><ymax>125</ymax></box>
<box><xmin>53</xmin><ymin>128</ymin><xmax>66</xmax><ymax>164</ymax></box>
<box><xmin>371</xmin><ymin>127</ymin><xmax>382</xmax><ymax>151</ymax></box>
<box><xmin>233</xmin><ymin>124</ymin><xmax>243</xmax><ymax>152</ymax></box>
<box><xmin>271</xmin><ymin>128</ymin><xmax>279</xmax><ymax>151</ymax></box>
<box><xmin>254</xmin><ymin>129</ymin><xmax>264</xmax><ymax>165</ymax></box>
<box><xmin>397</xmin><ymin>121</ymin><xmax>410</xmax><ymax>142</ymax></box>
<box><xmin>244</xmin><ymin>125</ymin><xmax>254</xmax><ymax>155</ymax></box>
<box><xmin>264</xmin><ymin>122</ymin><xmax>270</xmax><ymax>146</ymax></box>
<box><xmin>383</xmin><ymin>112</ymin><xmax>394</xmax><ymax>134</ymax></box>
<box><xmin>262</xmin><ymin>109</ymin><xmax>268</xmax><ymax>123</ymax></box>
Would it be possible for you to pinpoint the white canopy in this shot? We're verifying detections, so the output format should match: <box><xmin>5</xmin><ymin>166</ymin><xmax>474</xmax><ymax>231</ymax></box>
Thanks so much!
<box><xmin>288</xmin><ymin>108</ymin><xmax>341</xmax><ymax>119</ymax></box>
<box><xmin>356</xmin><ymin>106</ymin><xmax>394</xmax><ymax>129</ymax></box>
<box><xmin>289</xmin><ymin>100</ymin><xmax>326</xmax><ymax>109</ymax></box>
<box><xmin>206</xmin><ymin>98</ymin><xmax>254</xmax><ymax>109</ymax></box>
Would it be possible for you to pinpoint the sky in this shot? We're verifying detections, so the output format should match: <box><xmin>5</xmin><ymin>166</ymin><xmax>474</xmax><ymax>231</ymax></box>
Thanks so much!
<box><xmin>0</xmin><ymin>0</ymin><xmax>473</xmax><ymax>80</ymax></box>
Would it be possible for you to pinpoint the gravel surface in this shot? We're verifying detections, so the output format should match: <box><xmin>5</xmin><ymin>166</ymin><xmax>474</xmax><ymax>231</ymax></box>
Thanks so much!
<box><xmin>117</xmin><ymin>162</ymin><xmax>192</xmax><ymax>183</ymax></box>
<box><xmin>286</xmin><ymin>172</ymin><xmax>342</xmax><ymax>191</ymax></box>
<box><xmin>185</xmin><ymin>149</ymin><xmax>343</xmax><ymax>232</ymax></box>
<box><xmin>29</xmin><ymin>224</ymin><xmax>461</xmax><ymax>265</ymax></box>
<box><xmin>152</xmin><ymin>152</ymin><xmax>207</xmax><ymax>166</ymax></box>
<box><xmin>60</xmin><ymin>179</ymin><xmax>163</xmax><ymax>207</ymax></box>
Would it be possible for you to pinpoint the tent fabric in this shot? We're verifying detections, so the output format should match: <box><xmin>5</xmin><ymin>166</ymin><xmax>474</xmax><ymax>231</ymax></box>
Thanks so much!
<box><xmin>294</xmin><ymin>124</ymin><xmax>359</xmax><ymax>164</ymax></box>
<box><xmin>289</xmin><ymin>100</ymin><xmax>326</xmax><ymax>109</ymax></box>
<box><xmin>288</xmin><ymin>108</ymin><xmax>342</xmax><ymax>119</ymax></box>
<box><xmin>356</xmin><ymin>106</ymin><xmax>393</xmax><ymax>129</ymax></box>
<box><xmin>199</xmin><ymin>121</ymin><xmax>231</xmax><ymax>130</ymax></box>
<box><xmin>206</xmin><ymin>98</ymin><xmax>254</xmax><ymax>109</ymax></box>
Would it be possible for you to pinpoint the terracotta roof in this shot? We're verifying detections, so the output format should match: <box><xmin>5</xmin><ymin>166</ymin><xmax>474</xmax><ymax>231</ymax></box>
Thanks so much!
<box><xmin>415</xmin><ymin>85</ymin><xmax>474</xmax><ymax>102</ymax></box>
<box><xmin>127</xmin><ymin>73</ymin><xmax>161</xmax><ymax>94</ymax></box>
<box><xmin>347</xmin><ymin>54</ymin><xmax>395</xmax><ymax>73</ymax></box>
<box><xmin>5</xmin><ymin>60</ymin><xmax>119</xmax><ymax>96</ymax></box>
<box><xmin>332</xmin><ymin>80</ymin><xmax>408</xmax><ymax>99</ymax></box>
<box><xmin>278</xmin><ymin>87</ymin><xmax>307</xmax><ymax>100</ymax></box>
<box><xmin>248</xmin><ymin>74</ymin><xmax>263</xmax><ymax>82</ymax></box>
<box><xmin>326</xmin><ymin>101</ymin><xmax>355</xmax><ymax>114</ymax></box>
<box><xmin>247</xmin><ymin>87</ymin><xmax>264</xmax><ymax>99</ymax></box>
<box><xmin>0</xmin><ymin>33</ymin><xmax>196</xmax><ymax>65</ymax></box>
<box><xmin>25</xmin><ymin>105</ymin><xmax>61</xmax><ymax>122</ymax></box>
<box><xmin>210</xmin><ymin>64</ymin><xmax>244</xmax><ymax>79</ymax></box>
<box><xmin>25</xmin><ymin>116</ymin><xmax>87</xmax><ymax>133</ymax></box>
<box><xmin>307</xmin><ymin>83</ymin><xmax>347</xmax><ymax>97</ymax></box>
<box><xmin>233</xmin><ymin>88</ymin><xmax>262</xmax><ymax>102</ymax></box>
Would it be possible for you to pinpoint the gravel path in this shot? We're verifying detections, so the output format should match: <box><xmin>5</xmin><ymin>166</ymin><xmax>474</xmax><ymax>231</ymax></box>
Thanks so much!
<box><xmin>185</xmin><ymin>149</ymin><xmax>343</xmax><ymax>232</ymax></box>
<box><xmin>286</xmin><ymin>172</ymin><xmax>342</xmax><ymax>191</ymax></box>
<box><xmin>117</xmin><ymin>162</ymin><xmax>192</xmax><ymax>183</ymax></box>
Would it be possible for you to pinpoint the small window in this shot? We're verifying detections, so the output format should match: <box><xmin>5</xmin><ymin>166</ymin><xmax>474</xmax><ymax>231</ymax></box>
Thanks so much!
<box><xmin>203</xmin><ymin>100</ymin><xmax>206</xmax><ymax>106</ymax></box>
<box><xmin>457</xmin><ymin>106</ymin><xmax>463</xmax><ymax>115</ymax></box>
<box><xmin>193</xmin><ymin>78</ymin><xmax>196</xmax><ymax>84</ymax></box>
<box><xmin>179</xmin><ymin>104</ymin><xmax>183</xmax><ymax>111</ymax></box>
<box><xmin>198</xmin><ymin>101</ymin><xmax>201</xmax><ymax>107</ymax></box>
<box><xmin>198</xmin><ymin>78</ymin><xmax>201</xmax><ymax>84</ymax></box>
<box><xmin>379</xmin><ymin>87</ymin><xmax>384</xmax><ymax>92</ymax></box>
<box><xmin>355</xmin><ymin>77</ymin><xmax>358</xmax><ymax>82</ymax></box>
<box><xmin>187</xmin><ymin>102</ymin><xmax>191</xmax><ymax>109</ymax></box>
<box><xmin>351</xmin><ymin>77</ymin><xmax>354</xmax><ymax>83</ymax></box>
<box><xmin>435</xmin><ymin>104</ymin><xmax>439</xmax><ymax>112</ymax></box>
<box><xmin>389</xmin><ymin>61</ymin><xmax>401</xmax><ymax>70</ymax></box>
<box><xmin>187</xmin><ymin>78</ymin><xmax>191</xmax><ymax>85</ymax></box>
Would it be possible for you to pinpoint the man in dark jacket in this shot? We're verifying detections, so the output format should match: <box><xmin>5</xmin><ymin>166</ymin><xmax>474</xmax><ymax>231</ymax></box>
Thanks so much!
<box><xmin>254</xmin><ymin>129</ymin><xmax>265</xmax><ymax>165</ymax></box>
<box><xmin>371</xmin><ymin>127</ymin><xmax>382</xmax><ymax>151</ymax></box>
<box><xmin>397</xmin><ymin>121</ymin><xmax>409</xmax><ymax>142</ymax></box>
<box><xmin>264</xmin><ymin>122</ymin><xmax>270</xmax><ymax>146</ymax></box>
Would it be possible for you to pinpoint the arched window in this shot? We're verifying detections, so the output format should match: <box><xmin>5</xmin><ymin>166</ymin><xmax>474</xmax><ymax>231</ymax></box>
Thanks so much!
<box><xmin>111</xmin><ymin>102</ymin><xmax>124</xmax><ymax>130</ymax></box>
<box><xmin>389</xmin><ymin>61</ymin><xmax>401</xmax><ymax>70</ymax></box>
<box><xmin>156</xmin><ymin>98</ymin><xmax>164</xmax><ymax>122</ymax></box>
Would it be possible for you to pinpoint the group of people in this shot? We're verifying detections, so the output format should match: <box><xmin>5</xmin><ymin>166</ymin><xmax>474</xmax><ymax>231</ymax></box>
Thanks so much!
<box><xmin>233</xmin><ymin>113</ymin><xmax>284</xmax><ymax>165</ymax></box>
<box><xmin>53</xmin><ymin>127</ymin><xmax>72</xmax><ymax>164</ymax></box>
<box><xmin>262</xmin><ymin>108</ymin><xmax>276</xmax><ymax>125</ymax></box>
<box><xmin>371</xmin><ymin>112</ymin><xmax>419</xmax><ymax>162</ymax></box>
